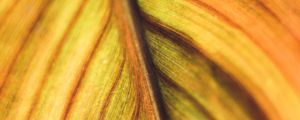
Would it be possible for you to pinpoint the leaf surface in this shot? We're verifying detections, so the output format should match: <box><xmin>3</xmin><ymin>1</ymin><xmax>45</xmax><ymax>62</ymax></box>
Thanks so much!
<box><xmin>0</xmin><ymin>0</ymin><xmax>300</xmax><ymax>120</ymax></box>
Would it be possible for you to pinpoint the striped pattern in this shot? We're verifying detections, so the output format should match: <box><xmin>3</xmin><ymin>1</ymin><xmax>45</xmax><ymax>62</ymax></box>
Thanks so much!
<box><xmin>139</xmin><ymin>0</ymin><xmax>300</xmax><ymax>119</ymax></box>
<box><xmin>0</xmin><ymin>0</ymin><xmax>299</xmax><ymax>119</ymax></box>
<box><xmin>144</xmin><ymin>24</ymin><xmax>266</xmax><ymax>120</ymax></box>
<box><xmin>0</xmin><ymin>0</ymin><xmax>159</xmax><ymax>119</ymax></box>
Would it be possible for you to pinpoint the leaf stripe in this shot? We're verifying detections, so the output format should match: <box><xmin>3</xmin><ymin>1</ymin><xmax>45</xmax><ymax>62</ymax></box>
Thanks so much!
<box><xmin>27</xmin><ymin>0</ymin><xmax>90</xmax><ymax>118</ymax></box>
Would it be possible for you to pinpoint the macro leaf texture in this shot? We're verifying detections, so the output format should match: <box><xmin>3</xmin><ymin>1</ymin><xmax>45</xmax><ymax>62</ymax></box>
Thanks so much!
<box><xmin>0</xmin><ymin>0</ymin><xmax>300</xmax><ymax>120</ymax></box>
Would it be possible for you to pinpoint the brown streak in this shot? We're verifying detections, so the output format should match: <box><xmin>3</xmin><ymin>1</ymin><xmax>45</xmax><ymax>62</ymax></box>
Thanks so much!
<box><xmin>26</xmin><ymin>0</ymin><xmax>90</xmax><ymax>119</ymax></box>
<box><xmin>62</xmin><ymin>8</ymin><xmax>113</xmax><ymax>119</ymax></box>
<box><xmin>144</xmin><ymin>1</ymin><xmax>294</xmax><ymax>118</ymax></box>
<box><xmin>210</xmin><ymin>64</ymin><xmax>267</xmax><ymax>120</ymax></box>
<box><xmin>131</xmin><ymin>96</ymin><xmax>141</xmax><ymax>120</ymax></box>
<box><xmin>0</xmin><ymin>0</ymin><xmax>52</xmax><ymax>92</ymax></box>
<box><xmin>142</xmin><ymin>14</ymin><xmax>198</xmax><ymax>53</ymax></box>
<box><xmin>98</xmin><ymin>58</ymin><xmax>126</xmax><ymax>120</ymax></box>
<box><xmin>0</xmin><ymin>1</ymin><xmax>54</xmax><ymax>116</ymax></box>
<box><xmin>254</xmin><ymin>0</ymin><xmax>300</xmax><ymax>41</ymax></box>
<box><xmin>190</xmin><ymin>0</ymin><xmax>300</xmax><ymax>42</ymax></box>
<box><xmin>156</xmin><ymin>70</ymin><xmax>215</xmax><ymax>120</ymax></box>
<box><xmin>144</xmin><ymin>18</ymin><xmax>267</xmax><ymax>119</ymax></box>
<box><xmin>187</xmin><ymin>0</ymin><xmax>300</xmax><ymax>93</ymax></box>
<box><xmin>114</xmin><ymin>1</ymin><xmax>166</xmax><ymax>119</ymax></box>
<box><xmin>111</xmin><ymin>6</ymin><xmax>141</xmax><ymax>119</ymax></box>
<box><xmin>130</xmin><ymin>66</ymin><xmax>142</xmax><ymax>120</ymax></box>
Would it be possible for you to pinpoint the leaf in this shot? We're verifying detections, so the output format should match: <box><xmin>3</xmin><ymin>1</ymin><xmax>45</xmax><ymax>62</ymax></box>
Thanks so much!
<box><xmin>0</xmin><ymin>0</ymin><xmax>161</xmax><ymax>119</ymax></box>
<box><xmin>138</xmin><ymin>0</ymin><xmax>300</xmax><ymax>119</ymax></box>
<box><xmin>0</xmin><ymin>0</ymin><xmax>300</xmax><ymax>120</ymax></box>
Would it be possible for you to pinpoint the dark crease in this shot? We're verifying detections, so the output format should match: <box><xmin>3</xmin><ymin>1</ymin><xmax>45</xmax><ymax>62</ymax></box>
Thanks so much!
<box><xmin>143</xmin><ymin>16</ymin><xmax>268</xmax><ymax>120</ymax></box>
<box><xmin>127</xmin><ymin>0</ymin><xmax>168</xmax><ymax>119</ymax></box>
<box><xmin>142</xmin><ymin>13</ymin><xmax>200</xmax><ymax>54</ymax></box>
<box><xmin>210</xmin><ymin>65</ymin><xmax>268</xmax><ymax>120</ymax></box>
<box><xmin>144</xmin><ymin>18</ymin><xmax>216</xmax><ymax>119</ymax></box>
<box><xmin>63</xmin><ymin>8</ymin><xmax>113</xmax><ymax>119</ymax></box>
<box><xmin>26</xmin><ymin>0</ymin><xmax>90</xmax><ymax>119</ymax></box>
<box><xmin>156</xmin><ymin>70</ymin><xmax>215</xmax><ymax>120</ymax></box>
<box><xmin>142</xmin><ymin>1</ymin><xmax>287</xmax><ymax>118</ymax></box>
